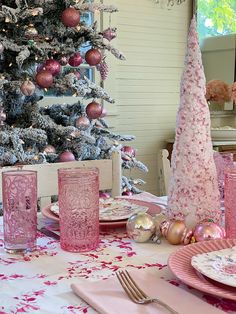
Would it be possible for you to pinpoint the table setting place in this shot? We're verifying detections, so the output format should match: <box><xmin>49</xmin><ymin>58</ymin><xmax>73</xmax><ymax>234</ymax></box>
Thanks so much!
<box><xmin>0</xmin><ymin>166</ymin><xmax>235</xmax><ymax>314</ymax></box>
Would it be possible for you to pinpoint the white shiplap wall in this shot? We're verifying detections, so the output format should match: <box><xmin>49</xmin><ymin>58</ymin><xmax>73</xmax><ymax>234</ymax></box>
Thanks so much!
<box><xmin>103</xmin><ymin>0</ymin><xmax>192</xmax><ymax>195</ymax></box>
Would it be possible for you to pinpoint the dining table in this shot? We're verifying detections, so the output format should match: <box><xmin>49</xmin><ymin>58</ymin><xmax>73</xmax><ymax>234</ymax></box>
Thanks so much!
<box><xmin>0</xmin><ymin>192</ymin><xmax>235</xmax><ymax>314</ymax></box>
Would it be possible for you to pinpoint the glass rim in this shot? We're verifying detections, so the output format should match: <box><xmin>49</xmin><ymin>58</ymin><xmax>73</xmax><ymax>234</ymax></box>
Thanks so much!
<box><xmin>224</xmin><ymin>166</ymin><xmax>236</xmax><ymax>175</ymax></box>
<box><xmin>2</xmin><ymin>170</ymin><xmax>37</xmax><ymax>176</ymax></box>
<box><xmin>58</xmin><ymin>167</ymin><xmax>99</xmax><ymax>174</ymax></box>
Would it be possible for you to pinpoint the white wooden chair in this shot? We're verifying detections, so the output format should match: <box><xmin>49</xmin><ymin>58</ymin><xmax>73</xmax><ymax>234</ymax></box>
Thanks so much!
<box><xmin>159</xmin><ymin>149</ymin><xmax>171</xmax><ymax>195</ymax></box>
<box><xmin>0</xmin><ymin>151</ymin><xmax>122</xmax><ymax>209</ymax></box>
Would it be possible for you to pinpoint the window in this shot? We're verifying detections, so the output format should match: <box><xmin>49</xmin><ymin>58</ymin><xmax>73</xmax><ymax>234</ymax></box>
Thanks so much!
<box><xmin>195</xmin><ymin>0</ymin><xmax>236</xmax><ymax>42</ymax></box>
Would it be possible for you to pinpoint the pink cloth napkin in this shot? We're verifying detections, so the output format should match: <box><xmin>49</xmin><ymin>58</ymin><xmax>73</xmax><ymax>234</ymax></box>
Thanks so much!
<box><xmin>71</xmin><ymin>269</ymin><xmax>225</xmax><ymax>314</ymax></box>
<box><xmin>119</xmin><ymin>191</ymin><xmax>167</xmax><ymax>206</ymax></box>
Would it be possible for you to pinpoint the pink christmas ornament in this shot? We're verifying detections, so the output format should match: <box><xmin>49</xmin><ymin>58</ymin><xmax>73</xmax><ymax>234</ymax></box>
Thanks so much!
<box><xmin>99</xmin><ymin>191</ymin><xmax>111</xmax><ymax>199</ymax></box>
<box><xmin>44</xmin><ymin>59</ymin><xmax>61</xmax><ymax>76</ymax></box>
<box><xmin>167</xmin><ymin>17</ymin><xmax>221</xmax><ymax>228</ymax></box>
<box><xmin>102</xmin><ymin>27</ymin><xmax>117</xmax><ymax>41</ymax></box>
<box><xmin>20</xmin><ymin>80</ymin><xmax>36</xmax><ymax>96</ymax></box>
<box><xmin>122</xmin><ymin>191</ymin><xmax>133</xmax><ymax>196</ymax></box>
<box><xmin>59</xmin><ymin>151</ymin><xmax>75</xmax><ymax>162</ymax></box>
<box><xmin>68</xmin><ymin>53</ymin><xmax>83</xmax><ymax>67</ymax></box>
<box><xmin>193</xmin><ymin>220</ymin><xmax>226</xmax><ymax>242</ymax></box>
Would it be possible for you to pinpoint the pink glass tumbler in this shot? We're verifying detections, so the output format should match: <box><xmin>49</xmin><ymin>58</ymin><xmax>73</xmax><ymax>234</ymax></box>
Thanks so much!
<box><xmin>224</xmin><ymin>167</ymin><xmax>236</xmax><ymax>238</ymax></box>
<box><xmin>58</xmin><ymin>167</ymin><xmax>99</xmax><ymax>252</ymax></box>
<box><xmin>2</xmin><ymin>170</ymin><xmax>37</xmax><ymax>253</ymax></box>
<box><xmin>213</xmin><ymin>152</ymin><xmax>234</xmax><ymax>202</ymax></box>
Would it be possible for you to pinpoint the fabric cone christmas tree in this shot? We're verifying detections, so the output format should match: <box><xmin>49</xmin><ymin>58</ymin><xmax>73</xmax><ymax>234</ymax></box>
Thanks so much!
<box><xmin>167</xmin><ymin>17</ymin><xmax>221</xmax><ymax>228</ymax></box>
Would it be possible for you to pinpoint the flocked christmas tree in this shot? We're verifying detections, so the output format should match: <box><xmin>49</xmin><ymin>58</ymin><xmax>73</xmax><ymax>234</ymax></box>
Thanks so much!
<box><xmin>0</xmin><ymin>0</ymin><xmax>148</xmax><ymax>194</ymax></box>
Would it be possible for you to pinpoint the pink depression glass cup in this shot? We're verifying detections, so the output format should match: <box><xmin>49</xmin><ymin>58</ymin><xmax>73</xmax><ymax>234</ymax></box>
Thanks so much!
<box><xmin>58</xmin><ymin>167</ymin><xmax>99</xmax><ymax>252</ymax></box>
<box><xmin>213</xmin><ymin>152</ymin><xmax>234</xmax><ymax>202</ymax></box>
<box><xmin>224</xmin><ymin>167</ymin><xmax>236</xmax><ymax>238</ymax></box>
<box><xmin>2</xmin><ymin>170</ymin><xmax>37</xmax><ymax>254</ymax></box>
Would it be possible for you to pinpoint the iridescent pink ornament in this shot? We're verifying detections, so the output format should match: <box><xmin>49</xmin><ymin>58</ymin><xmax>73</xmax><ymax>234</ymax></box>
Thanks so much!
<box><xmin>68</xmin><ymin>52</ymin><xmax>83</xmax><ymax>67</ymax></box>
<box><xmin>75</xmin><ymin>116</ymin><xmax>90</xmax><ymax>129</ymax></box>
<box><xmin>20</xmin><ymin>80</ymin><xmax>36</xmax><ymax>96</ymax></box>
<box><xmin>44</xmin><ymin>59</ymin><xmax>61</xmax><ymax>76</ymax></box>
<box><xmin>102</xmin><ymin>27</ymin><xmax>117</xmax><ymax>41</ymax></box>
<box><xmin>43</xmin><ymin>145</ymin><xmax>56</xmax><ymax>154</ymax></box>
<box><xmin>59</xmin><ymin>151</ymin><xmax>75</xmax><ymax>162</ymax></box>
<box><xmin>193</xmin><ymin>220</ymin><xmax>226</xmax><ymax>242</ymax></box>
<box><xmin>121</xmin><ymin>146</ymin><xmax>136</xmax><ymax>161</ymax></box>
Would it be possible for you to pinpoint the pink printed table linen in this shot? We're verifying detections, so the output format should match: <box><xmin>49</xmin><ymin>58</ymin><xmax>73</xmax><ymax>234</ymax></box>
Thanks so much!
<box><xmin>0</xmin><ymin>193</ymin><xmax>235</xmax><ymax>314</ymax></box>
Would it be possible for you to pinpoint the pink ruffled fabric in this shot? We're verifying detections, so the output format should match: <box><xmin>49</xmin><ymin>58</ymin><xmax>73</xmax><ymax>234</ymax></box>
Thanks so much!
<box><xmin>167</xmin><ymin>17</ymin><xmax>221</xmax><ymax>225</ymax></box>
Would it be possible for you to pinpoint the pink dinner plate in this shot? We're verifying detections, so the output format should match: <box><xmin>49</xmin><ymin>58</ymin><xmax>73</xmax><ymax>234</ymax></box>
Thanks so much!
<box><xmin>168</xmin><ymin>238</ymin><xmax>236</xmax><ymax>301</ymax></box>
<box><xmin>41</xmin><ymin>199</ymin><xmax>163</xmax><ymax>229</ymax></box>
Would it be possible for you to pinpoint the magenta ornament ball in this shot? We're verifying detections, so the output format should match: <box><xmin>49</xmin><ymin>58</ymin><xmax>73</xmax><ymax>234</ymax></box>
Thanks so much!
<box><xmin>61</xmin><ymin>7</ymin><xmax>80</xmax><ymax>28</ymax></box>
<box><xmin>68</xmin><ymin>53</ymin><xmax>83</xmax><ymax>67</ymax></box>
<box><xmin>99</xmin><ymin>191</ymin><xmax>111</xmax><ymax>199</ymax></box>
<box><xmin>122</xmin><ymin>191</ymin><xmax>133</xmax><ymax>196</ymax></box>
<box><xmin>193</xmin><ymin>220</ymin><xmax>226</xmax><ymax>242</ymax></box>
<box><xmin>35</xmin><ymin>70</ymin><xmax>54</xmax><ymax>88</ymax></box>
<box><xmin>44</xmin><ymin>59</ymin><xmax>61</xmax><ymax>76</ymax></box>
<box><xmin>86</xmin><ymin>102</ymin><xmax>103</xmax><ymax>120</ymax></box>
<box><xmin>59</xmin><ymin>151</ymin><xmax>76</xmax><ymax>162</ymax></box>
<box><xmin>85</xmin><ymin>48</ymin><xmax>102</xmax><ymax>66</ymax></box>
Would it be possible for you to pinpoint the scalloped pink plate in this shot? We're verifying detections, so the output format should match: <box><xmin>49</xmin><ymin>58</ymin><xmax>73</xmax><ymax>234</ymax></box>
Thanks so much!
<box><xmin>168</xmin><ymin>239</ymin><xmax>236</xmax><ymax>301</ymax></box>
<box><xmin>41</xmin><ymin>199</ymin><xmax>163</xmax><ymax>229</ymax></box>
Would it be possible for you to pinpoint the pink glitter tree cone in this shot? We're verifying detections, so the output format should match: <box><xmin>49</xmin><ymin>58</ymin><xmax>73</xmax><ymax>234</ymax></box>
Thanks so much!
<box><xmin>224</xmin><ymin>167</ymin><xmax>236</xmax><ymax>238</ymax></box>
<box><xmin>2</xmin><ymin>170</ymin><xmax>37</xmax><ymax>253</ymax></box>
<box><xmin>58</xmin><ymin>167</ymin><xmax>100</xmax><ymax>252</ymax></box>
<box><xmin>167</xmin><ymin>17</ymin><xmax>221</xmax><ymax>228</ymax></box>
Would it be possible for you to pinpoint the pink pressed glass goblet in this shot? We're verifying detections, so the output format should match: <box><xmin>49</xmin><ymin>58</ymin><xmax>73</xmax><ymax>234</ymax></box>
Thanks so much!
<box><xmin>2</xmin><ymin>170</ymin><xmax>37</xmax><ymax>254</ymax></box>
<box><xmin>58</xmin><ymin>167</ymin><xmax>99</xmax><ymax>252</ymax></box>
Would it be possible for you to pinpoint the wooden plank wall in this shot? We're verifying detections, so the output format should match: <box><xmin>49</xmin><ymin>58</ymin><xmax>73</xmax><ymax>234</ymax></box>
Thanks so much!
<box><xmin>103</xmin><ymin>0</ymin><xmax>192</xmax><ymax>195</ymax></box>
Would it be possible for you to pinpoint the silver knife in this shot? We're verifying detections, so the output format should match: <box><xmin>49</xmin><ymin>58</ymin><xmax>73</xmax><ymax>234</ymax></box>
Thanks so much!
<box><xmin>38</xmin><ymin>227</ymin><xmax>60</xmax><ymax>240</ymax></box>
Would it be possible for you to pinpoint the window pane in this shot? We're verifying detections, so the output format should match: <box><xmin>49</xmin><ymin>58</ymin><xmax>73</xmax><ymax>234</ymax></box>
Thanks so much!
<box><xmin>197</xmin><ymin>0</ymin><xmax>236</xmax><ymax>41</ymax></box>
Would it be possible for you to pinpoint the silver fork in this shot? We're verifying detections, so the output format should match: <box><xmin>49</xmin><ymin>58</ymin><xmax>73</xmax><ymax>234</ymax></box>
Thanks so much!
<box><xmin>116</xmin><ymin>270</ymin><xmax>179</xmax><ymax>314</ymax></box>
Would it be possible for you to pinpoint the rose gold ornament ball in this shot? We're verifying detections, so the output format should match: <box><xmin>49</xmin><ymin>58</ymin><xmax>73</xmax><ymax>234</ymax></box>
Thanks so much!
<box><xmin>35</xmin><ymin>70</ymin><xmax>54</xmax><ymax>88</ymax></box>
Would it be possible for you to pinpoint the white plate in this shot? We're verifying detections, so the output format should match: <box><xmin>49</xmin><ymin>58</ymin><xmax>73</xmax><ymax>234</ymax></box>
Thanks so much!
<box><xmin>48</xmin><ymin>198</ymin><xmax>148</xmax><ymax>221</ymax></box>
<box><xmin>191</xmin><ymin>246</ymin><xmax>236</xmax><ymax>288</ymax></box>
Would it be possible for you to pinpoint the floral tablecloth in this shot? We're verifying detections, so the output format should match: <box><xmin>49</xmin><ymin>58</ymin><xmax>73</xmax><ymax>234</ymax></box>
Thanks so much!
<box><xmin>0</xmin><ymin>196</ymin><xmax>236</xmax><ymax>314</ymax></box>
